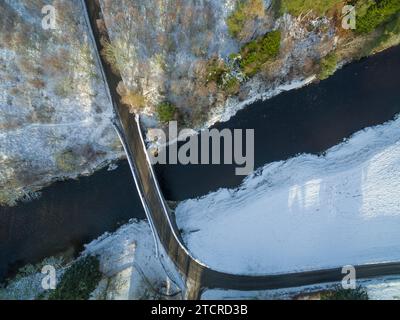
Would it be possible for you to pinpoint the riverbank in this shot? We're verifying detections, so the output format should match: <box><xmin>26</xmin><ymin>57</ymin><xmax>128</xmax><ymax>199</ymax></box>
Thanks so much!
<box><xmin>2</xmin><ymin>43</ymin><xmax>399</xmax><ymax>282</ymax></box>
<box><xmin>0</xmin><ymin>161</ymin><xmax>146</xmax><ymax>281</ymax></box>
<box><xmin>176</xmin><ymin>114</ymin><xmax>400</xmax><ymax>275</ymax></box>
<box><xmin>0</xmin><ymin>219</ymin><xmax>180</xmax><ymax>300</ymax></box>
<box><xmin>3</xmin><ymin>217</ymin><xmax>400</xmax><ymax>300</ymax></box>
<box><xmin>2</xmin><ymin>1</ymin><xmax>400</xmax><ymax>207</ymax></box>
<box><xmin>0</xmin><ymin>0</ymin><xmax>125</xmax><ymax>207</ymax></box>
<box><xmin>156</xmin><ymin>44</ymin><xmax>400</xmax><ymax>200</ymax></box>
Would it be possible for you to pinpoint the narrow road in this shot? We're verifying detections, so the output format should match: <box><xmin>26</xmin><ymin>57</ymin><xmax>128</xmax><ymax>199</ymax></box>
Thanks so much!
<box><xmin>81</xmin><ymin>0</ymin><xmax>400</xmax><ymax>299</ymax></box>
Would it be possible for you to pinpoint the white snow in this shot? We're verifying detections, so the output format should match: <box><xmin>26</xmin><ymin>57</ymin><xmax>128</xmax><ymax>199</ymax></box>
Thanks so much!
<box><xmin>3</xmin><ymin>217</ymin><xmax>400</xmax><ymax>300</ymax></box>
<box><xmin>202</xmin><ymin>276</ymin><xmax>400</xmax><ymax>300</ymax></box>
<box><xmin>0</xmin><ymin>219</ymin><xmax>182</xmax><ymax>300</ymax></box>
<box><xmin>0</xmin><ymin>257</ymin><xmax>65</xmax><ymax>300</ymax></box>
<box><xmin>50</xmin><ymin>215</ymin><xmax>400</xmax><ymax>300</ymax></box>
<box><xmin>0</xmin><ymin>1</ymin><xmax>124</xmax><ymax>206</ymax></box>
<box><xmin>83</xmin><ymin>219</ymin><xmax>181</xmax><ymax>300</ymax></box>
<box><xmin>176</xmin><ymin>115</ymin><xmax>400</xmax><ymax>275</ymax></box>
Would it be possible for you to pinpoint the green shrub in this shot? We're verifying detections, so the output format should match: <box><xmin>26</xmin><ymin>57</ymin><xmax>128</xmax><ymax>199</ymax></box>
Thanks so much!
<box><xmin>321</xmin><ymin>285</ymin><xmax>369</xmax><ymax>300</ymax></box>
<box><xmin>239</xmin><ymin>30</ymin><xmax>281</xmax><ymax>76</ymax></box>
<box><xmin>157</xmin><ymin>102</ymin><xmax>177</xmax><ymax>123</ymax></box>
<box><xmin>355</xmin><ymin>0</ymin><xmax>376</xmax><ymax>17</ymax></box>
<box><xmin>227</xmin><ymin>0</ymin><xmax>265</xmax><ymax>39</ymax></box>
<box><xmin>206</xmin><ymin>57</ymin><xmax>241</xmax><ymax>95</ymax></box>
<box><xmin>318</xmin><ymin>52</ymin><xmax>338</xmax><ymax>80</ymax></box>
<box><xmin>280</xmin><ymin>0</ymin><xmax>342</xmax><ymax>16</ymax></box>
<box><xmin>373</xmin><ymin>12</ymin><xmax>400</xmax><ymax>50</ymax></box>
<box><xmin>223</xmin><ymin>76</ymin><xmax>241</xmax><ymax>95</ymax></box>
<box><xmin>55</xmin><ymin>150</ymin><xmax>77</xmax><ymax>172</ymax></box>
<box><xmin>356</xmin><ymin>0</ymin><xmax>400</xmax><ymax>34</ymax></box>
<box><xmin>206</xmin><ymin>58</ymin><xmax>229</xmax><ymax>85</ymax></box>
<box><xmin>49</xmin><ymin>255</ymin><xmax>102</xmax><ymax>300</ymax></box>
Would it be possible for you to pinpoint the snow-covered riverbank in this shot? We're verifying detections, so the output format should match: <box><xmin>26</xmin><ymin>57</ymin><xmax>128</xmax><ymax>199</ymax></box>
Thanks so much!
<box><xmin>176</xmin><ymin>114</ymin><xmax>400</xmax><ymax>275</ymax></box>
<box><xmin>202</xmin><ymin>275</ymin><xmax>400</xmax><ymax>300</ymax></box>
<box><xmin>3</xmin><ymin>216</ymin><xmax>400</xmax><ymax>300</ymax></box>
<box><xmin>0</xmin><ymin>219</ymin><xmax>181</xmax><ymax>300</ymax></box>
<box><xmin>0</xmin><ymin>0</ymin><xmax>124</xmax><ymax>206</ymax></box>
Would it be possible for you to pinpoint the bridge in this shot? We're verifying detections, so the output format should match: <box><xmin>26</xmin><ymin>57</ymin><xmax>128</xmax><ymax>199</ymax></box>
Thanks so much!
<box><xmin>81</xmin><ymin>0</ymin><xmax>400</xmax><ymax>299</ymax></box>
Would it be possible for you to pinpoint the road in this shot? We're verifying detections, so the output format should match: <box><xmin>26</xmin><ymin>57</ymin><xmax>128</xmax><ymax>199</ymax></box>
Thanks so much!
<box><xmin>81</xmin><ymin>0</ymin><xmax>400</xmax><ymax>299</ymax></box>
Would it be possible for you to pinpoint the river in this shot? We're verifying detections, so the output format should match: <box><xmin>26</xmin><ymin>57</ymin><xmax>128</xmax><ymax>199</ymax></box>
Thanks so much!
<box><xmin>1</xmin><ymin>45</ymin><xmax>399</xmax><ymax>281</ymax></box>
<box><xmin>0</xmin><ymin>162</ymin><xmax>145</xmax><ymax>280</ymax></box>
<box><xmin>156</xmin><ymin>45</ymin><xmax>400</xmax><ymax>200</ymax></box>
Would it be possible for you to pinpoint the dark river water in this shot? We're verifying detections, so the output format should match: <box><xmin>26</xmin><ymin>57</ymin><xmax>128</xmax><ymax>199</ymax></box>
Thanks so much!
<box><xmin>156</xmin><ymin>45</ymin><xmax>400</xmax><ymax>200</ymax></box>
<box><xmin>0</xmin><ymin>162</ymin><xmax>145</xmax><ymax>280</ymax></box>
<box><xmin>1</xmin><ymin>45</ymin><xmax>399</xmax><ymax>281</ymax></box>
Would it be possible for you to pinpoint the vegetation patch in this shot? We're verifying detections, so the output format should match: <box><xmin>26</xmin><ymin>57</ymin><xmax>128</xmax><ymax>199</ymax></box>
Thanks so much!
<box><xmin>43</xmin><ymin>49</ymin><xmax>70</xmax><ymax>74</ymax></box>
<box><xmin>0</xmin><ymin>257</ymin><xmax>65</xmax><ymax>300</ymax></box>
<box><xmin>48</xmin><ymin>255</ymin><xmax>102</xmax><ymax>300</ymax></box>
<box><xmin>238</xmin><ymin>30</ymin><xmax>281</xmax><ymax>77</ymax></box>
<box><xmin>53</xmin><ymin>77</ymin><xmax>75</xmax><ymax>98</ymax></box>
<box><xmin>206</xmin><ymin>57</ymin><xmax>241</xmax><ymax>95</ymax></box>
<box><xmin>205</xmin><ymin>30</ymin><xmax>281</xmax><ymax>90</ymax></box>
<box><xmin>28</xmin><ymin>78</ymin><xmax>46</xmax><ymax>89</ymax></box>
<box><xmin>157</xmin><ymin>102</ymin><xmax>177</xmax><ymax>123</ymax></box>
<box><xmin>100</xmin><ymin>38</ymin><xmax>128</xmax><ymax>75</ymax></box>
<box><xmin>121</xmin><ymin>91</ymin><xmax>146</xmax><ymax>110</ymax></box>
<box><xmin>117</xmin><ymin>82</ymin><xmax>146</xmax><ymax>112</ymax></box>
<box><xmin>372</xmin><ymin>12</ymin><xmax>400</xmax><ymax>51</ymax></box>
<box><xmin>356</xmin><ymin>0</ymin><xmax>400</xmax><ymax>34</ymax></box>
<box><xmin>227</xmin><ymin>0</ymin><xmax>265</xmax><ymax>40</ymax></box>
<box><xmin>55</xmin><ymin>150</ymin><xmax>78</xmax><ymax>172</ymax></box>
<box><xmin>321</xmin><ymin>285</ymin><xmax>369</xmax><ymax>300</ymax></box>
<box><xmin>318</xmin><ymin>52</ymin><xmax>338</xmax><ymax>80</ymax></box>
<box><xmin>279</xmin><ymin>0</ymin><xmax>343</xmax><ymax>16</ymax></box>
<box><xmin>206</xmin><ymin>58</ymin><xmax>229</xmax><ymax>86</ymax></box>
<box><xmin>222</xmin><ymin>76</ymin><xmax>241</xmax><ymax>95</ymax></box>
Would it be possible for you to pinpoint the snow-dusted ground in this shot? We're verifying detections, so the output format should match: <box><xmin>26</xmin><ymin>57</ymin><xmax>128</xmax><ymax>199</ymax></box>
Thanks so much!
<box><xmin>0</xmin><ymin>219</ymin><xmax>181</xmax><ymax>300</ymax></box>
<box><xmin>101</xmin><ymin>0</ymin><xmax>335</xmax><ymax>132</ymax></box>
<box><xmin>84</xmin><ymin>219</ymin><xmax>181</xmax><ymax>300</ymax></box>
<box><xmin>176</xmin><ymin>115</ymin><xmax>400</xmax><ymax>275</ymax></box>
<box><xmin>3</xmin><ymin>217</ymin><xmax>400</xmax><ymax>300</ymax></box>
<box><xmin>203</xmin><ymin>275</ymin><xmax>400</xmax><ymax>300</ymax></box>
<box><xmin>0</xmin><ymin>0</ymin><xmax>123</xmax><ymax>206</ymax></box>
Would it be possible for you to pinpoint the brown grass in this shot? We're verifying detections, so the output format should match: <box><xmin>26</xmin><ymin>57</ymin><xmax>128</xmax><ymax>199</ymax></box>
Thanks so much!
<box><xmin>100</xmin><ymin>38</ymin><xmax>121</xmax><ymax>75</ymax></box>
<box><xmin>42</xmin><ymin>49</ymin><xmax>70</xmax><ymax>74</ymax></box>
<box><xmin>28</xmin><ymin>78</ymin><xmax>46</xmax><ymax>89</ymax></box>
<box><xmin>16</xmin><ymin>58</ymin><xmax>42</xmax><ymax>77</ymax></box>
<box><xmin>121</xmin><ymin>91</ymin><xmax>146</xmax><ymax>111</ymax></box>
<box><xmin>117</xmin><ymin>81</ymin><xmax>146</xmax><ymax>112</ymax></box>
